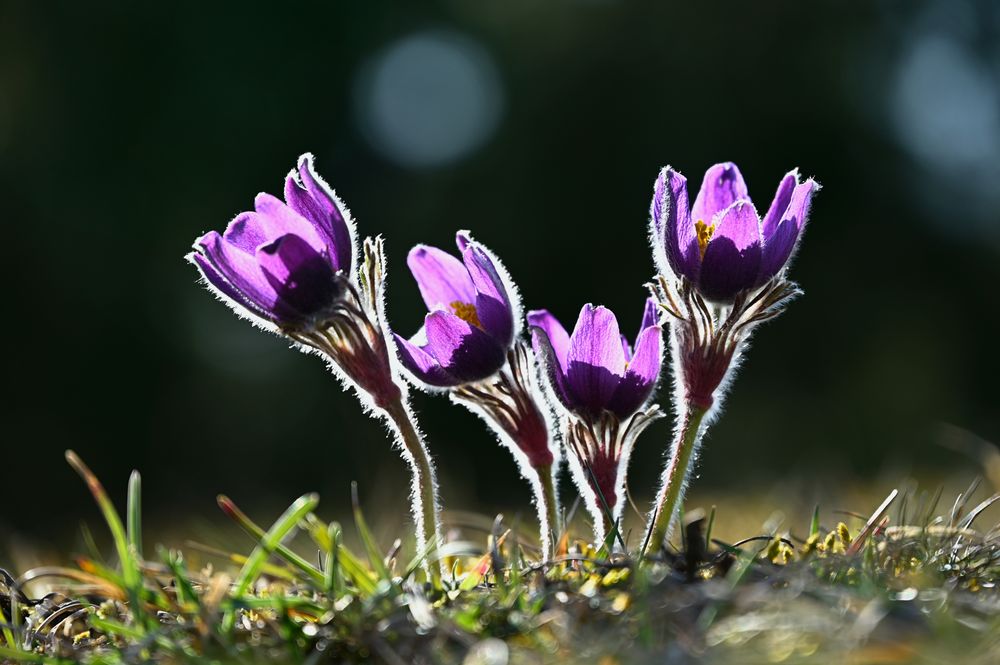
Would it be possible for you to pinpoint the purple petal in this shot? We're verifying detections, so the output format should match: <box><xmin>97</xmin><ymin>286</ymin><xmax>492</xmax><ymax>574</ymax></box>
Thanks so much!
<box><xmin>458</xmin><ymin>236</ymin><xmax>513</xmax><ymax>346</ymax></box>
<box><xmin>651</xmin><ymin>167</ymin><xmax>699</xmax><ymax>280</ymax></box>
<box><xmin>407</xmin><ymin>245</ymin><xmax>477</xmax><ymax>313</ymax></box>
<box><xmin>759</xmin><ymin>179</ymin><xmax>817</xmax><ymax>282</ymax></box>
<box><xmin>221</xmin><ymin>211</ymin><xmax>283</xmax><ymax>254</ymax></box>
<box><xmin>526</xmin><ymin>309</ymin><xmax>570</xmax><ymax>374</ymax></box>
<box><xmin>254</xmin><ymin>193</ymin><xmax>327</xmax><ymax>252</ymax></box>
<box><xmin>621</xmin><ymin>297</ymin><xmax>659</xmax><ymax>366</ymax></box>
<box><xmin>256</xmin><ymin>233</ymin><xmax>338</xmax><ymax>320</ymax></box>
<box><xmin>609</xmin><ymin>325</ymin><xmax>662</xmax><ymax>418</ymax></box>
<box><xmin>423</xmin><ymin>310</ymin><xmax>506</xmax><ymax>383</ymax></box>
<box><xmin>691</xmin><ymin>162</ymin><xmax>750</xmax><ymax>226</ymax></box>
<box><xmin>621</xmin><ymin>335</ymin><xmax>633</xmax><ymax>363</ymax></box>
<box><xmin>760</xmin><ymin>170</ymin><xmax>797</xmax><ymax>240</ymax></box>
<box><xmin>528</xmin><ymin>312</ymin><xmax>575</xmax><ymax>412</ymax></box>
<box><xmin>639</xmin><ymin>297</ymin><xmax>659</xmax><ymax>333</ymax></box>
<box><xmin>196</xmin><ymin>230</ymin><xmax>279</xmax><ymax>314</ymax></box>
<box><xmin>284</xmin><ymin>153</ymin><xmax>355</xmax><ymax>274</ymax></box>
<box><xmin>698</xmin><ymin>200</ymin><xmax>763</xmax><ymax>301</ymax></box>
<box><xmin>393</xmin><ymin>333</ymin><xmax>461</xmax><ymax>387</ymax></box>
<box><xmin>189</xmin><ymin>252</ymin><xmax>274</xmax><ymax>322</ymax></box>
<box><xmin>566</xmin><ymin>305</ymin><xmax>627</xmax><ymax>414</ymax></box>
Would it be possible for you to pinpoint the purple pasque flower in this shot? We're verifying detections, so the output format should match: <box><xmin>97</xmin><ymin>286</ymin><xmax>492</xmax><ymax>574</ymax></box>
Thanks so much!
<box><xmin>528</xmin><ymin>300</ymin><xmax>663</xmax><ymax>538</ymax></box>
<box><xmin>650</xmin><ymin>162</ymin><xmax>818</xmax><ymax>302</ymax></box>
<box><xmin>528</xmin><ymin>299</ymin><xmax>662</xmax><ymax>421</ymax></box>
<box><xmin>394</xmin><ymin>231</ymin><xmax>517</xmax><ymax>387</ymax></box>
<box><xmin>188</xmin><ymin>153</ymin><xmax>357</xmax><ymax>329</ymax></box>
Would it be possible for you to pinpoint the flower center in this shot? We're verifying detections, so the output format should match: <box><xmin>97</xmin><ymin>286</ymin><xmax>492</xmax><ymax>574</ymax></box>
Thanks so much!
<box><xmin>449</xmin><ymin>301</ymin><xmax>483</xmax><ymax>329</ymax></box>
<box><xmin>695</xmin><ymin>220</ymin><xmax>716</xmax><ymax>259</ymax></box>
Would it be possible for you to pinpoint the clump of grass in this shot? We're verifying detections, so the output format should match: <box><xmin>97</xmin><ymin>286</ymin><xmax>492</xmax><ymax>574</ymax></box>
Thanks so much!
<box><xmin>1</xmin><ymin>453</ymin><xmax>998</xmax><ymax>664</ymax></box>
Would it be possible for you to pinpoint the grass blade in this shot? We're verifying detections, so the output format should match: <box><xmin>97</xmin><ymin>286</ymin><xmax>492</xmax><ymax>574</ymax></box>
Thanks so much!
<box><xmin>809</xmin><ymin>504</ymin><xmax>821</xmax><ymax>538</ymax></box>
<box><xmin>324</xmin><ymin>522</ymin><xmax>341</xmax><ymax>599</ymax></box>
<box><xmin>847</xmin><ymin>489</ymin><xmax>898</xmax><ymax>556</ymax></box>
<box><xmin>222</xmin><ymin>492</ymin><xmax>319</xmax><ymax>632</ymax></box>
<box><xmin>65</xmin><ymin>450</ymin><xmax>146</xmax><ymax>632</ymax></box>
<box><xmin>127</xmin><ymin>471</ymin><xmax>142</xmax><ymax>560</ymax></box>
<box><xmin>351</xmin><ymin>483</ymin><xmax>390</xmax><ymax>581</ymax></box>
<box><xmin>217</xmin><ymin>495</ymin><xmax>325</xmax><ymax>587</ymax></box>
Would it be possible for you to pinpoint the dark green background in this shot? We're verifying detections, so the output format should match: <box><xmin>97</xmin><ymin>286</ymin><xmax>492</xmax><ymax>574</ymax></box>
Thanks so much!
<box><xmin>3</xmin><ymin>1</ymin><xmax>997</xmax><ymax>540</ymax></box>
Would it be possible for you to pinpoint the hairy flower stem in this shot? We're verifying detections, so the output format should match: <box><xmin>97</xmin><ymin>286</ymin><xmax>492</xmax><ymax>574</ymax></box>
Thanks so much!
<box><xmin>451</xmin><ymin>342</ymin><xmax>560</xmax><ymax>561</ymax></box>
<box><xmin>535</xmin><ymin>464</ymin><xmax>561</xmax><ymax>560</ymax></box>
<box><xmin>383</xmin><ymin>397</ymin><xmax>443</xmax><ymax>585</ymax></box>
<box><xmin>644</xmin><ymin>404</ymin><xmax>708</xmax><ymax>556</ymax></box>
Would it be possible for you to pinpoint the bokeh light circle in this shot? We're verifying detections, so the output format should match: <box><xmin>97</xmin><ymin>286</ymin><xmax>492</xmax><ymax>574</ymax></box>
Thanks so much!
<box><xmin>355</xmin><ymin>29</ymin><xmax>504</xmax><ymax>169</ymax></box>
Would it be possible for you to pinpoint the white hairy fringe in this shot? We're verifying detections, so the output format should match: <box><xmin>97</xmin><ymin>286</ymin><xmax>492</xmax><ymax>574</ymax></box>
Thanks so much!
<box><xmin>448</xmin><ymin>385</ymin><xmax>560</xmax><ymax>559</ymax></box>
<box><xmin>530</xmin><ymin>303</ymin><xmax>667</xmax><ymax>547</ymax></box>
<box><xmin>186</xmin><ymin>253</ymin><xmax>282</xmax><ymax>335</ymax></box>
<box><xmin>642</xmin><ymin>165</ymin><xmax>820</xmax><ymax>546</ymax></box>
<box><xmin>560</xmin><ymin>418</ymin><xmax>607</xmax><ymax>544</ymax></box>
<box><xmin>293</xmin><ymin>152</ymin><xmax>361</xmax><ymax>279</ymax></box>
<box><xmin>649</xmin><ymin>275</ymin><xmax>798</xmax><ymax>545</ymax></box>
<box><xmin>393</xmin><ymin>231</ymin><xmax>525</xmax><ymax>394</ymax></box>
<box><xmin>457</xmin><ymin>229</ymin><xmax>525</xmax><ymax>339</ymax></box>
<box><xmin>190</xmin><ymin>221</ymin><xmax>442</xmax><ymax>567</ymax></box>
<box><xmin>389</xmin><ymin>228</ymin><xmax>554</xmax><ymax>555</ymax></box>
<box><xmin>361</xmin><ymin>235</ymin><xmax>443</xmax><ymax>562</ymax></box>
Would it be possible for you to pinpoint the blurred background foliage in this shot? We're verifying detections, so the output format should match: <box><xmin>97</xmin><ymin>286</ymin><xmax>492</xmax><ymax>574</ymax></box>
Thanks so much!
<box><xmin>2</xmin><ymin>1</ymin><xmax>998</xmax><ymax>544</ymax></box>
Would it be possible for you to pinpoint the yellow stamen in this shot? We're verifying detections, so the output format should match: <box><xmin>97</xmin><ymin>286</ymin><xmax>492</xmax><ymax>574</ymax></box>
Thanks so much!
<box><xmin>449</xmin><ymin>301</ymin><xmax>483</xmax><ymax>329</ymax></box>
<box><xmin>695</xmin><ymin>220</ymin><xmax>715</xmax><ymax>259</ymax></box>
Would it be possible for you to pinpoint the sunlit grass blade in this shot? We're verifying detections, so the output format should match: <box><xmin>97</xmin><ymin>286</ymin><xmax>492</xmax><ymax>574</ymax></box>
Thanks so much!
<box><xmin>585</xmin><ymin>466</ymin><xmax>626</xmax><ymax>554</ymax></box>
<box><xmin>403</xmin><ymin>532</ymin><xmax>444</xmax><ymax>581</ymax></box>
<box><xmin>222</xmin><ymin>492</ymin><xmax>319</xmax><ymax>632</ymax></box>
<box><xmin>157</xmin><ymin>546</ymin><xmax>200</xmax><ymax>611</ymax></box>
<box><xmin>459</xmin><ymin>529</ymin><xmax>510</xmax><ymax>592</ymax></box>
<box><xmin>847</xmin><ymin>489</ymin><xmax>898</xmax><ymax>556</ymax></box>
<box><xmin>0</xmin><ymin>645</ymin><xmax>72</xmax><ymax>664</ymax></box>
<box><xmin>809</xmin><ymin>504</ymin><xmax>821</xmax><ymax>538</ymax></box>
<box><xmin>88</xmin><ymin>616</ymin><xmax>188</xmax><ymax>657</ymax></box>
<box><xmin>922</xmin><ymin>485</ymin><xmax>944</xmax><ymax>528</ymax></box>
<box><xmin>217</xmin><ymin>494</ymin><xmax>325</xmax><ymax>587</ymax></box>
<box><xmin>75</xmin><ymin>557</ymin><xmax>170</xmax><ymax>609</ymax></box>
<box><xmin>705</xmin><ymin>505</ymin><xmax>717</xmax><ymax>548</ymax></box>
<box><xmin>950</xmin><ymin>477</ymin><xmax>981</xmax><ymax>527</ymax></box>
<box><xmin>958</xmin><ymin>493</ymin><xmax>1000</xmax><ymax>530</ymax></box>
<box><xmin>184</xmin><ymin>541</ymin><xmax>300</xmax><ymax>583</ymax></box>
<box><xmin>0</xmin><ymin>605</ymin><xmax>16</xmax><ymax>651</ymax></box>
<box><xmin>65</xmin><ymin>450</ymin><xmax>147</xmax><ymax>632</ymax></box>
<box><xmin>324</xmin><ymin>522</ymin><xmax>341</xmax><ymax>599</ymax></box>
<box><xmin>334</xmin><ymin>547</ymin><xmax>378</xmax><ymax>596</ymax></box>
<box><xmin>351</xmin><ymin>482</ymin><xmax>390</xmax><ymax>581</ymax></box>
<box><xmin>127</xmin><ymin>470</ymin><xmax>142</xmax><ymax>560</ymax></box>
<box><xmin>306</xmin><ymin>516</ymin><xmax>377</xmax><ymax>596</ymax></box>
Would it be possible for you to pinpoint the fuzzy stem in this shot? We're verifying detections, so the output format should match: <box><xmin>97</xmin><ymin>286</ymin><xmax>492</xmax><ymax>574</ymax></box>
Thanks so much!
<box><xmin>644</xmin><ymin>404</ymin><xmax>708</xmax><ymax>556</ymax></box>
<box><xmin>534</xmin><ymin>464</ymin><xmax>561</xmax><ymax>561</ymax></box>
<box><xmin>383</xmin><ymin>397</ymin><xmax>443</xmax><ymax>585</ymax></box>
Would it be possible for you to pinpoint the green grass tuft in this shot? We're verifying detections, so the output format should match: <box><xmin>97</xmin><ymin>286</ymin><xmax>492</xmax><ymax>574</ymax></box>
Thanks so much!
<box><xmin>1</xmin><ymin>454</ymin><xmax>998</xmax><ymax>664</ymax></box>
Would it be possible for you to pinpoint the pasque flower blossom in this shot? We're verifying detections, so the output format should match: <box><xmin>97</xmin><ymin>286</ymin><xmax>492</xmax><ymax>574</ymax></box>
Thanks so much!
<box><xmin>188</xmin><ymin>154</ymin><xmax>443</xmax><ymax>581</ymax></box>
<box><xmin>643</xmin><ymin>162</ymin><xmax>819</xmax><ymax>556</ymax></box>
<box><xmin>394</xmin><ymin>232</ymin><xmax>514</xmax><ymax>387</ymax></box>
<box><xmin>651</xmin><ymin>162</ymin><xmax>816</xmax><ymax>303</ymax></box>
<box><xmin>191</xmin><ymin>155</ymin><xmax>356</xmax><ymax>330</ymax></box>
<box><xmin>530</xmin><ymin>300</ymin><xmax>663</xmax><ymax>544</ymax></box>
<box><xmin>396</xmin><ymin>232</ymin><xmax>561</xmax><ymax>559</ymax></box>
